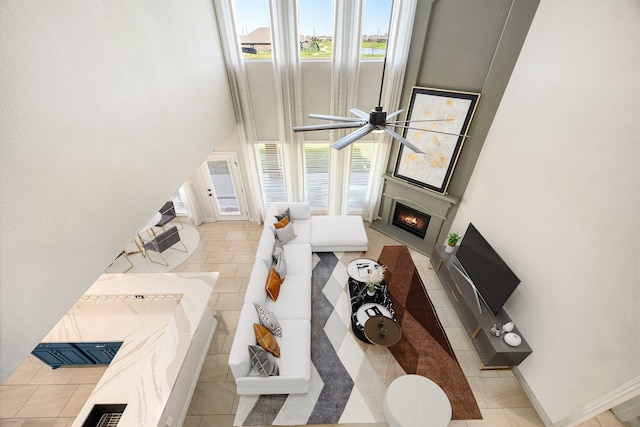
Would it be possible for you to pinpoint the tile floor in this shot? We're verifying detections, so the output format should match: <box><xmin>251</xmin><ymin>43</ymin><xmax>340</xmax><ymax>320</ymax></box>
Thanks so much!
<box><xmin>0</xmin><ymin>219</ymin><xmax>629</xmax><ymax>427</ymax></box>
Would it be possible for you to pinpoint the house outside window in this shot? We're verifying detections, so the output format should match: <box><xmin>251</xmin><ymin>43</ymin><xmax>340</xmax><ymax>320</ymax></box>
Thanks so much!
<box><xmin>234</xmin><ymin>0</ymin><xmax>392</xmax><ymax>60</ymax></box>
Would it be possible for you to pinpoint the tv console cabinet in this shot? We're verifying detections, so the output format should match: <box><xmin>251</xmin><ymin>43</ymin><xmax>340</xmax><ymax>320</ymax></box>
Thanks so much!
<box><xmin>430</xmin><ymin>246</ymin><xmax>532</xmax><ymax>368</ymax></box>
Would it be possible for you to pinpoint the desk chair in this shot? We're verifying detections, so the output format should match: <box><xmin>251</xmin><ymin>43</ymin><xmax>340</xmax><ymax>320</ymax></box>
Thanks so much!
<box><xmin>143</xmin><ymin>226</ymin><xmax>188</xmax><ymax>266</ymax></box>
<box><xmin>155</xmin><ymin>201</ymin><xmax>183</xmax><ymax>230</ymax></box>
<box><xmin>106</xmin><ymin>251</ymin><xmax>133</xmax><ymax>273</ymax></box>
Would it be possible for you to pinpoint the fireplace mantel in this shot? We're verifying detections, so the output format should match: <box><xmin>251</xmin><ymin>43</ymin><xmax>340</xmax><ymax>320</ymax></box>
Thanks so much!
<box><xmin>370</xmin><ymin>174</ymin><xmax>459</xmax><ymax>255</ymax></box>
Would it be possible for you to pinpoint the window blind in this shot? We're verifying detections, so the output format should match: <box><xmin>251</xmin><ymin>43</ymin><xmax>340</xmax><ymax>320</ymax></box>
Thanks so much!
<box><xmin>348</xmin><ymin>142</ymin><xmax>375</xmax><ymax>213</ymax></box>
<box><xmin>303</xmin><ymin>143</ymin><xmax>330</xmax><ymax>211</ymax></box>
<box><xmin>255</xmin><ymin>143</ymin><xmax>287</xmax><ymax>203</ymax></box>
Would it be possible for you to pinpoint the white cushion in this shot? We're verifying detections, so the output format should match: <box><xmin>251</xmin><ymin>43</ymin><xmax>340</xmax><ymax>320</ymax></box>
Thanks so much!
<box><xmin>265</xmin><ymin>203</ymin><xmax>308</xmax><ymax>231</ymax></box>
<box><xmin>235</xmin><ymin>319</ymin><xmax>311</xmax><ymax>395</ymax></box>
<box><xmin>236</xmin><ymin>372</ymin><xmax>309</xmax><ymax>395</ymax></box>
<box><xmin>267</xmin><ymin>202</ymin><xmax>310</xmax><ymax>220</ymax></box>
<box><xmin>266</xmin><ymin>219</ymin><xmax>311</xmax><ymax>245</ymax></box>
<box><xmin>229</xmin><ymin>303</ymin><xmax>261</xmax><ymax>379</ymax></box>
<box><xmin>244</xmin><ymin>260</ymin><xmax>269</xmax><ymax>305</ymax></box>
<box><xmin>282</xmin><ymin>243</ymin><xmax>312</xmax><ymax>276</ymax></box>
<box><xmin>310</xmin><ymin>215</ymin><xmax>368</xmax><ymax>252</ymax></box>
<box><xmin>289</xmin><ymin>219</ymin><xmax>311</xmax><ymax>245</ymax></box>
<box><xmin>255</xmin><ymin>228</ymin><xmax>276</xmax><ymax>268</ymax></box>
<box><xmin>264</xmin><ymin>274</ymin><xmax>311</xmax><ymax>320</ymax></box>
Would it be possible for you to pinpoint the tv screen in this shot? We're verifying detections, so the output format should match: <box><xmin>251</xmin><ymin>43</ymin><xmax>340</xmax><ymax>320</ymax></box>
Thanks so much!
<box><xmin>455</xmin><ymin>223</ymin><xmax>520</xmax><ymax>316</ymax></box>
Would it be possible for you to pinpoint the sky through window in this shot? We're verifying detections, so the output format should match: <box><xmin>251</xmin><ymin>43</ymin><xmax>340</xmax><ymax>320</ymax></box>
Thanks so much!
<box><xmin>234</xmin><ymin>0</ymin><xmax>392</xmax><ymax>38</ymax></box>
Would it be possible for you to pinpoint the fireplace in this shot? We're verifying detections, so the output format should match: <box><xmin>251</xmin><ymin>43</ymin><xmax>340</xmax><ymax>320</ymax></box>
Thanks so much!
<box><xmin>392</xmin><ymin>203</ymin><xmax>430</xmax><ymax>239</ymax></box>
<box><xmin>370</xmin><ymin>174</ymin><xmax>458</xmax><ymax>256</ymax></box>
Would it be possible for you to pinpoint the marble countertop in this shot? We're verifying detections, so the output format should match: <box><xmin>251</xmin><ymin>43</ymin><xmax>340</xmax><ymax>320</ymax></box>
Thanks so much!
<box><xmin>44</xmin><ymin>273</ymin><xmax>218</xmax><ymax>427</ymax></box>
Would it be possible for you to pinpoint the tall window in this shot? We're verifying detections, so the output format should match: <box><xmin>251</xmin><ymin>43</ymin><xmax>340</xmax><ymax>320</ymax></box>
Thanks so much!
<box><xmin>298</xmin><ymin>0</ymin><xmax>333</xmax><ymax>59</ymax></box>
<box><xmin>234</xmin><ymin>0</ymin><xmax>272</xmax><ymax>59</ymax></box>
<box><xmin>218</xmin><ymin>0</ymin><xmax>411</xmax><ymax>216</ymax></box>
<box><xmin>255</xmin><ymin>143</ymin><xmax>287</xmax><ymax>203</ymax></box>
<box><xmin>303</xmin><ymin>143</ymin><xmax>330</xmax><ymax>211</ymax></box>
<box><xmin>348</xmin><ymin>142</ymin><xmax>375</xmax><ymax>213</ymax></box>
<box><xmin>361</xmin><ymin>0</ymin><xmax>393</xmax><ymax>58</ymax></box>
<box><xmin>170</xmin><ymin>188</ymin><xmax>188</xmax><ymax>215</ymax></box>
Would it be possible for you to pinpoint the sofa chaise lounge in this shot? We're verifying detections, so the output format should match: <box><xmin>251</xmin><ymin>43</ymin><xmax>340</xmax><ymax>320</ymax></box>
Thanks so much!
<box><xmin>228</xmin><ymin>202</ymin><xmax>368</xmax><ymax>395</ymax></box>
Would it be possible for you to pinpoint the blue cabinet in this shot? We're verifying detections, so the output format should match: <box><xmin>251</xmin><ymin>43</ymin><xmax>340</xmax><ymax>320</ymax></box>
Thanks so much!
<box><xmin>31</xmin><ymin>343</ymin><xmax>94</xmax><ymax>369</ymax></box>
<box><xmin>31</xmin><ymin>342</ymin><xmax>123</xmax><ymax>369</ymax></box>
<box><xmin>74</xmin><ymin>342</ymin><xmax>123</xmax><ymax>364</ymax></box>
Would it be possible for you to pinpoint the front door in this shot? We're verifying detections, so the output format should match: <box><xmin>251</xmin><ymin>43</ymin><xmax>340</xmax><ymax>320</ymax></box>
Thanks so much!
<box><xmin>201</xmin><ymin>153</ymin><xmax>248</xmax><ymax>221</ymax></box>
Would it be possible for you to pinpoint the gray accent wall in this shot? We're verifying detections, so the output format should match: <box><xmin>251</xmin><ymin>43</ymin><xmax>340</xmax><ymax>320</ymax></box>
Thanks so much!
<box><xmin>375</xmin><ymin>0</ymin><xmax>539</xmax><ymax>251</ymax></box>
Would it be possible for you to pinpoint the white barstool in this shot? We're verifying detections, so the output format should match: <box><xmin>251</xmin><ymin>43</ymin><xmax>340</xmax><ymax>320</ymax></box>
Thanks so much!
<box><xmin>383</xmin><ymin>374</ymin><xmax>452</xmax><ymax>427</ymax></box>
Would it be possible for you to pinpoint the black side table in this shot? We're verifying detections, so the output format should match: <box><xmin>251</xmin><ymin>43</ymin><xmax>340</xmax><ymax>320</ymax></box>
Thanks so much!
<box><xmin>348</xmin><ymin>277</ymin><xmax>396</xmax><ymax>343</ymax></box>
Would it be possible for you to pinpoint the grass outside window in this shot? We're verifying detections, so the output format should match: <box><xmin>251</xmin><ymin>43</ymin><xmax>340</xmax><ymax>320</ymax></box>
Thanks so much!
<box><xmin>241</xmin><ymin>41</ymin><xmax>387</xmax><ymax>60</ymax></box>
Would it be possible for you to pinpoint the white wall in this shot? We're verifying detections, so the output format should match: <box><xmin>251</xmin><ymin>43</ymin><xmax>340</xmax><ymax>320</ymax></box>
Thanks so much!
<box><xmin>451</xmin><ymin>0</ymin><xmax>639</xmax><ymax>423</ymax></box>
<box><xmin>0</xmin><ymin>0</ymin><xmax>236</xmax><ymax>381</ymax></box>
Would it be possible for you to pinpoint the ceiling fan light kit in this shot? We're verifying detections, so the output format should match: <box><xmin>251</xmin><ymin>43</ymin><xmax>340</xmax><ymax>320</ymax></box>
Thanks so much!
<box><xmin>293</xmin><ymin>104</ymin><xmax>428</xmax><ymax>154</ymax></box>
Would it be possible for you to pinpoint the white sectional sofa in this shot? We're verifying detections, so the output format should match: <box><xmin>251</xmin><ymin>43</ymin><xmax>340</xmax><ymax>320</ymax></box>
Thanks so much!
<box><xmin>228</xmin><ymin>202</ymin><xmax>368</xmax><ymax>395</ymax></box>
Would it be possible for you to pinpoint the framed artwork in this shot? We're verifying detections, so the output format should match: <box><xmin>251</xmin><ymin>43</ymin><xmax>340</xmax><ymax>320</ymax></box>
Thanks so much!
<box><xmin>393</xmin><ymin>87</ymin><xmax>480</xmax><ymax>194</ymax></box>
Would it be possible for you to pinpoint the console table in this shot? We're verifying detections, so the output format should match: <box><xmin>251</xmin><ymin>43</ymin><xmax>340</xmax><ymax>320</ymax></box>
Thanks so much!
<box><xmin>430</xmin><ymin>246</ymin><xmax>532</xmax><ymax>368</ymax></box>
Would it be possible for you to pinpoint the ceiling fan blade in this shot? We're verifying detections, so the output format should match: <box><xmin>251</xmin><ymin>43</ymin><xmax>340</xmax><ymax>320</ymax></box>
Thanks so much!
<box><xmin>387</xmin><ymin>118</ymin><xmax>452</xmax><ymax>124</ymax></box>
<box><xmin>386</xmin><ymin>109</ymin><xmax>404</xmax><ymax>120</ymax></box>
<box><xmin>380</xmin><ymin>126</ymin><xmax>426</xmax><ymax>154</ymax></box>
<box><xmin>308</xmin><ymin>114</ymin><xmax>363</xmax><ymax>122</ymax></box>
<box><xmin>331</xmin><ymin>124</ymin><xmax>375</xmax><ymax>150</ymax></box>
<box><xmin>392</xmin><ymin>124</ymin><xmax>470</xmax><ymax>138</ymax></box>
<box><xmin>293</xmin><ymin>122</ymin><xmax>366</xmax><ymax>132</ymax></box>
<box><xmin>349</xmin><ymin>108</ymin><xmax>369</xmax><ymax>120</ymax></box>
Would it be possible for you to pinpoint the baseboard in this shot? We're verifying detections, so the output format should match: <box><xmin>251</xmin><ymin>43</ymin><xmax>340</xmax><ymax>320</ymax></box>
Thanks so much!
<box><xmin>551</xmin><ymin>377</ymin><xmax>640</xmax><ymax>427</ymax></box>
<box><xmin>512</xmin><ymin>367</ymin><xmax>553</xmax><ymax>426</ymax></box>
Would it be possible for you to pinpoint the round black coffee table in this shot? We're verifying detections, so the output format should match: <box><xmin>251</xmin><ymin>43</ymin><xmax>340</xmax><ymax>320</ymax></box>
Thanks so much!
<box><xmin>363</xmin><ymin>315</ymin><xmax>402</xmax><ymax>347</ymax></box>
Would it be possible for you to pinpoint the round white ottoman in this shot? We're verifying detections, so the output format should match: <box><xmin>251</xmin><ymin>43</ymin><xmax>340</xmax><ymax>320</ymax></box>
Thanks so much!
<box><xmin>384</xmin><ymin>375</ymin><xmax>452</xmax><ymax>427</ymax></box>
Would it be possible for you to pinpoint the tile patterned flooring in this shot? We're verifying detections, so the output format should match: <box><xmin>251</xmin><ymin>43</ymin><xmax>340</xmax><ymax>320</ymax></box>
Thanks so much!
<box><xmin>0</xmin><ymin>220</ymin><xmax>629</xmax><ymax>427</ymax></box>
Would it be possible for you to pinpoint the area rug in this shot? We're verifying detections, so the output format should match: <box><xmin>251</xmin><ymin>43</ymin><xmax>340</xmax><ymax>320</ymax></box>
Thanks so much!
<box><xmin>107</xmin><ymin>224</ymin><xmax>200</xmax><ymax>274</ymax></box>
<box><xmin>234</xmin><ymin>247</ymin><xmax>481</xmax><ymax>426</ymax></box>
<box><xmin>378</xmin><ymin>245</ymin><xmax>482</xmax><ymax>419</ymax></box>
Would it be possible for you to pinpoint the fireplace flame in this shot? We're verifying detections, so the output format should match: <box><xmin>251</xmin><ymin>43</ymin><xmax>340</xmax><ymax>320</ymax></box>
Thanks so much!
<box><xmin>392</xmin><ymin>203</ymin><xmax>431</xmax><ymax>239</ymax></box>
<box><xmin>402</xmin><ymin>215</ymin><xmax>418</xmax><ymax>226</ymax></box>
<box><xmin>399</xmin><ymin>214</ymin><xmax>424</xmax><ymax>229</ymax></box>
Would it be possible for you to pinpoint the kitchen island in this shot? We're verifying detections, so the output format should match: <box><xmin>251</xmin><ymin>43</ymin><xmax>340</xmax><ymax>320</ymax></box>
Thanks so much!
<box><xmin>41</xmin><ymin>273</ymin><xmax>218</xmax><ymax>427</ymax></box>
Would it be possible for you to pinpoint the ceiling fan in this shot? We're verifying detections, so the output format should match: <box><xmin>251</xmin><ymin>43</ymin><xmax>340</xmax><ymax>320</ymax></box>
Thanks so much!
<box><xmin>292</xmin><ymin>45</ymin><xmax>466</xmax><ymax>154</ymax></box>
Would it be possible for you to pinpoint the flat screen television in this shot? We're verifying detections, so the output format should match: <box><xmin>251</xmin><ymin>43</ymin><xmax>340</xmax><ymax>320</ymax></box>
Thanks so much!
<box><xmin>454</xmin><ymin>223</ymin><xmax>520</xmax><ymax>316</ymax></box>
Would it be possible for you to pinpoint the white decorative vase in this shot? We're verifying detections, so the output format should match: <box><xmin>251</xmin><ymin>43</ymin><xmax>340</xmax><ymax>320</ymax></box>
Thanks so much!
<box><xmin>366</xmin><ymin>287</ymin><xmax>376</xmax><ymax>296</ymax></box>
<box><xmin>445</xmin><ymin>244</ymin><xmax>455</xmax><ymax>253</ymax></box>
